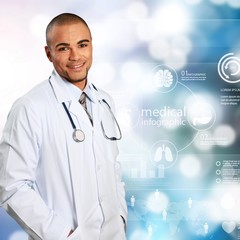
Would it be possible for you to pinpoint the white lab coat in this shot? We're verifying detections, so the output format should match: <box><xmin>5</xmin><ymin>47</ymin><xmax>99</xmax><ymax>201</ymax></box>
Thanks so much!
<box><xmin>0</xmin><ymin>70</ymin><xmax>127</xmax><ymax>240</ymax></box>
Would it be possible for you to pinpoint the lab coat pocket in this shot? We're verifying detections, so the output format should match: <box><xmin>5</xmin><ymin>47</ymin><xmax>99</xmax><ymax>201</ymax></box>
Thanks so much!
<box><xmin>67</xmin><ymin>227</ymin><xmax>81</xmax><ymax>240</ymax></box>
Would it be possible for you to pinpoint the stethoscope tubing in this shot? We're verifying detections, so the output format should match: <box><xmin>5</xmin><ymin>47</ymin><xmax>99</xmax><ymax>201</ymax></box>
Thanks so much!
<box><xmin>62</xmin><ymin>97</ymin><xmax>122</xmax><ymax>142</ymax></box>
<box><xmin>62</xmin><ymin>102</ymin><xmax>76</xmax><ymax>130</ymax></box>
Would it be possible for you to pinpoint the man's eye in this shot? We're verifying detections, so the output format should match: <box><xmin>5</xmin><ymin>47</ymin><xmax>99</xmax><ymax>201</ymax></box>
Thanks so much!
<box><xmin>58</xmin><ymin>47</ymin><xmax>69</xmax><ymax>51</ymax></box>
<box><xmin>79</xmin><ymin>44</ymin><xmax>88</xmax><ymax>48</ymax></box>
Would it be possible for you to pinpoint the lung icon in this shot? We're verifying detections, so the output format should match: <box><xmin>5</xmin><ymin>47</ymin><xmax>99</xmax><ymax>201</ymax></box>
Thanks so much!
<box><xmin>154</xmin><ymin>144</ymin><xmax>173</xmax><ymax>163</ymax></box>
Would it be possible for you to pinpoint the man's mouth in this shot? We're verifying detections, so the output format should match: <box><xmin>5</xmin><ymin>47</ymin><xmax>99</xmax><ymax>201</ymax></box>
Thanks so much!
<box><xmin>68</xmin><ymin>63</ymin><xmax>84</xmax><ymax>70</ymax></box>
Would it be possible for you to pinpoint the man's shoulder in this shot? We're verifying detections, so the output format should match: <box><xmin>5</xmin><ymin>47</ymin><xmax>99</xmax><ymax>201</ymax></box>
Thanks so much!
<box><xmin>11</xmin><ymin>79</ymin><xmax>52</xmax><ymax>111</ymax></box>
<box><xmin>24</xmin><ymin>79</ymin><xmax>51</xmax><ymax>99</ymax></box>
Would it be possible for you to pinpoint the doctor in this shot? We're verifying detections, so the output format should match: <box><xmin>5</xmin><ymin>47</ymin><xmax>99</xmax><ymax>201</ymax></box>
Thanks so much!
<box><xmin>0</xmin><ymin>13</ymin><xmax>127</xmax><ymax>239</ymax></box>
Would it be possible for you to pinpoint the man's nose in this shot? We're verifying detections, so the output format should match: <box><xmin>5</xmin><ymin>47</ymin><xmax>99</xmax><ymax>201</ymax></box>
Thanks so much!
<box><xmin>69</xmin><ymin>48</ymin><xmax>81</xmax><ymax>61</ymax></box>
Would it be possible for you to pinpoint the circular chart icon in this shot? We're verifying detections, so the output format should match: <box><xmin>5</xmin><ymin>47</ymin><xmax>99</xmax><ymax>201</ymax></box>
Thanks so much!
<box><xmin>218</xmin><ymin>53</ymin><xmax>240</xmax><ymax>83</ymax></box>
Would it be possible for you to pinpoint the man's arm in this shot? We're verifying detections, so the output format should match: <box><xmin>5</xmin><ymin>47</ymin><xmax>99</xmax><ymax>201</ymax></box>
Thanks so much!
<box><xmin>0</xmin><ymin>99</ymin><xmax>71</xmax><ymax>239</ymax></box>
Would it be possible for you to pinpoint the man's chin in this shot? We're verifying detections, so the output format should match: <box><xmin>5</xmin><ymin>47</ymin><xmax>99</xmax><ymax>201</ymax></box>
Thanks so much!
<box><xmin>64</xmin><ymin>75</ymin><xmax>88</xmax><ymax>89</ymax></box>
<box><xmin>69</xmin><ymin>72</ymin><xmax>88</xmax><ymax>83</ymax></box>
<box><xmin>71</xmin><ymin>78</ymin><xmax>87</xmax><ymax>83</ymax></box>
<box><xmin>66</xmin><ymin>75</ymin><xmax>88</xmax><ymax>83</ymax></box>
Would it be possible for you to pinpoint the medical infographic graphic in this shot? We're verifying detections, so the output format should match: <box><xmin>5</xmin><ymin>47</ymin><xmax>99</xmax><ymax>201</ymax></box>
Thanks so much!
<box><xmin>119</xmin><ymin>61</ymin><xmax>240</xmax><ymax>239</ymax></box>
<box><xmin>1</xmin><ymin>0</ymin><xmax>240</xmax><ymax>239</ymax></box>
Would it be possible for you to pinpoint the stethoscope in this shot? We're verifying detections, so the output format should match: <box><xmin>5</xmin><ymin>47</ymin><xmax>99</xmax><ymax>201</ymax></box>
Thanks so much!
<box><xmin>62</xmin><ymin>85</ymin><xmax>122</xmax><ymax>142</ymax></box>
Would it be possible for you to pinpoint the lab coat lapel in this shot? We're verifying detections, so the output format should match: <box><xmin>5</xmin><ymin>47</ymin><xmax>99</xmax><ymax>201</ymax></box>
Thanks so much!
<box><xmin>68</xmin><ymin>100</ymin><xmax>92</xmax><ymax>128</ymax></box>
<box><xmin>49</xmin><ymin>70</ymin><xmax>92</xmax><ymax>128</ymax></box>
<box><xmin>89</xmin><ymin>85</ymin><xmax>101</xmax><ymax>129</ymax></box>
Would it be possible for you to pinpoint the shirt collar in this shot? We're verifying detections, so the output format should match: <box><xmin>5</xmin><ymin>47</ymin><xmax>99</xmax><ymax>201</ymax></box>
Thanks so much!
<box><xmin>83</xmin><ymin>83</ymin><xmax>96</xmax><ymax>103</ymax></box>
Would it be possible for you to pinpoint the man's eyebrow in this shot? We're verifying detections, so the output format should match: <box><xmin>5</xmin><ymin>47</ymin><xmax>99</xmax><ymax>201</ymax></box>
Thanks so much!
<box><xmin>55</xmin><ymin>39</ymin><xmax>90</xmax><ymax>48</ymax></box>
<box><xmin>77</xmin><ymin>39</ymin><xmax>90</xmax><ymax>44</ymax></box>
<box><xmin>55</xmin><ymin>42</ymin><xmax>69</xmax><ymax>48</ymax></box>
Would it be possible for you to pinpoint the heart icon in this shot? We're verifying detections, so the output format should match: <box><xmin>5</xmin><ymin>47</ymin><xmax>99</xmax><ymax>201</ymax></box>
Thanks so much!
<box><xmin>222</xmin><ymin>221</ymin><xmax>236</xmax><ymax>234</ymax></box>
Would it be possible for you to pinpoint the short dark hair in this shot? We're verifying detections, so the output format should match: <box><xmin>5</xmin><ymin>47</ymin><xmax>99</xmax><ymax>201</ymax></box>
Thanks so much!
<box><xmin>46</xmin><ymin>13</ymin><xmax>91</xmax><ymax>46</ymax></box>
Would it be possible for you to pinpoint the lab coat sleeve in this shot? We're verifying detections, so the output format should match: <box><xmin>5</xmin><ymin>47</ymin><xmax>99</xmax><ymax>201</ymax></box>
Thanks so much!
<box><xmin>0</xmin><ymin>98</ymin><xmax>71</xmax><ymax>239</ymax></box>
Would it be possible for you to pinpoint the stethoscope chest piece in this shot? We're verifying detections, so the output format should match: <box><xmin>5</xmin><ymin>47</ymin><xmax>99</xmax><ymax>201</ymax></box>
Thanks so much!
<box><xmin>73</xmin><ymin>129</ymin><xmax>85</xmax><ymax>142</ymax></box>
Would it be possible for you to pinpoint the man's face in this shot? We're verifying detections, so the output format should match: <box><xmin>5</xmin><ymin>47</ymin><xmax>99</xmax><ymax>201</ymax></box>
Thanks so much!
<box><xmin>45</xmin><ymin>22</ymin><xmax>92</xmax><ymax>90</ymax></box>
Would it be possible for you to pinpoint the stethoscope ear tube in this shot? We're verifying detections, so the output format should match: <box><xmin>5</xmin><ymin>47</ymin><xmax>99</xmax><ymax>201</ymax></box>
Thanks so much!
<box><xmin>100</xmin><ymin>99</ymin><xmax>122</xmax><ymax>141</ymax></box>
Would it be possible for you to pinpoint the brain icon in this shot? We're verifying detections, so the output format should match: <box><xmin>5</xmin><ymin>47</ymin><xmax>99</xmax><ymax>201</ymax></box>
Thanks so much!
<box><xmin>154</xmin><ymin>69</ymin><xmax>173</xmax><ymax>88</ymax></box>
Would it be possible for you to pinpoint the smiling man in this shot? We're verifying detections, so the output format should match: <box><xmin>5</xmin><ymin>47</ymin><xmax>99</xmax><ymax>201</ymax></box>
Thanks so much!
<box><xmin>0</xmin><ymin>13</ymin><xmax>127</xmax><ymax>240</ymax></box>
<box><xmin>45</xmin><ymin>15</ymin><xmax>93</xmax><ymax>90</ymax></box>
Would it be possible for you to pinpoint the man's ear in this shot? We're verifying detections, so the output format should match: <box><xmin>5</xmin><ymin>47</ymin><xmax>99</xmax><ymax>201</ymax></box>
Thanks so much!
<box><xmin>45</xmin><ymin>46</ymin><xmax>53</xmax><ymax>62</ymax></box>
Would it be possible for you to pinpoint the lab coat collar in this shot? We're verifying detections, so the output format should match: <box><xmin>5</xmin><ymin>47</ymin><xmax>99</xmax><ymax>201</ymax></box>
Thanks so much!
<box><xmin>49</xmin><ymin>70</ymin><xmax>98</xmax><ymax>104</ymax></box>
<box><xmin>49</xmin><ymin>70</ymin><xmax>99</xmax><ymax>128</ymax></box>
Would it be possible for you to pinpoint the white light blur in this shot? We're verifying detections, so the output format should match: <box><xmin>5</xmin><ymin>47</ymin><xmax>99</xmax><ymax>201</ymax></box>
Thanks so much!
<box><xmin>91</xmin><ymin>23</ymin><xmax>108</xmax><ymax>48</ymax></box>
<box><xmin>129</xmin><ymin>230</ymin><xmax>148</xmax><ymax>240</ymax></box>
<box><xmin>29</xmin><ymin>14</ymin><xmax>50</xmax><ymax>39</ymax></box>
<box><xmin>194</xmin><ymin>131</ymin><xmax>214</xmax><ymax>151</ymax></box>
<box><xmin>203</xmin><ymin>199</ymin><xmax>223</xmax><ymax>221</ymax></box>
<box><xmin>184</xmin><ymin>0</ymin><xmax>203</xmax><ymax>5</ymax></box>
<box><xmin>135</xmin><ymin>19</ymin><xmax>158</xmax><ymax>42</ymax></box>
<box><xmin>153</xmin><ymin>4</ymin><xmax>190</xmax><ymax>36</ymax></box>
<box><xmin>147</xmin><ymin>191</ymin><xmax>169</xmax><ymax>213</ymax></box>
<box><xmin>164</xmin><ymin>49</ymin><xmax>187</xmax><ymax>70</ymax></box>
<box><xmin>125</xmin><ymin>1</ymin><xmax>149</xmax><ymax>20</ymax></box>
<box><xmin>136</xmin><ymin>64</ymin><xmax>158</xmax><ymax>94</ymax></box>
<box><xmin>172</xmin><ymin>35</ymin><xmax>192</xmax><ymax>55</ymax></box>
<box><xmin>210</xmin><ymin>185</ymin><xmax>240</xmax><ymax>221</ymax></box>
<box><xmin>228</xmin><ymin>0</ymin><xmax>240</xmax><ymax>8</ymax></box>
<box><xmin>148</xmin><ymin>38</ymin><xmax>170</xmax><ymax>61</ymax></box>
<box><xmin>9</xmin><ymin>231</ymin><xmax>28</xmax><ymax>240</ymax></box>
<box><xmin>186</xmin><ymin>94</ymin><xmax>219</xmax><ymax>114</ymax></box>
<box><xmin>136</xmin><ymin>4</ymin><xmax>190</xmax><ymax>45</ymax></box>
<box><xmin>92</xmin><ymin>10</ymin><xmax>138</xmax><ymax>53</ymax></box>
<box><xmin>0</xmin><ymin>59</ymin><xmax>49</xmax><ymax>101</ymax></box>
<box><xmin>90</xmin><ymin>62</ymin><xmax>116</xmax><ymax>87</ymax></box>
<box><xmin>179</xmin><ymin>155</ymin><xmax>201</xmax><ymax>178</ymax></box>
<box><xmin>186</xmin><ymin>95</ymin><xmax>209</xmax><ymax>110</ymax></box>
<box><xmin>0</xmin><ymin>59</ymin><xmax>20</xmax><ymax>97</ymax></box>
<box><xmin>220</xmin><ymin>192</ymin><xmax>236</xmax><ymax>210</ymax></box>
<box><xmin>213</xmin><ymin>124</ymin><xmax>236</xmax><ymax>146</ymax></box>
<box><xmin>140</xmin><ymin>82</ymin><xmax>157</xmax><ymax>94</ymax></box>
<box><xmin>120</xmin><ymin>61</ymin><xmax>144</xmax><ymax>87</ymax></box>
<box><xmin>101</xmin><ymin>14</ymin><xmax>137</xmax><ymax>52</ymax></box>
<box><xmin>148</xmin><ymin>35</ymin><xmax>191</xmax><ymax>70</ymax></box>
